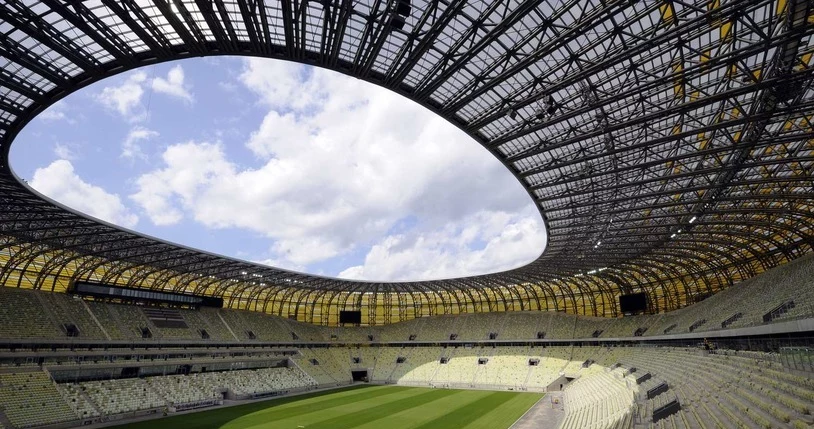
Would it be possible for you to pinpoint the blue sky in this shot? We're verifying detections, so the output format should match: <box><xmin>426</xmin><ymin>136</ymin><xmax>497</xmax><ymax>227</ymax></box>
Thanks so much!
<box><xmin>11</xmin><ymin>57</ymin><xmax>546</xmax><ymax>281</ymax></box>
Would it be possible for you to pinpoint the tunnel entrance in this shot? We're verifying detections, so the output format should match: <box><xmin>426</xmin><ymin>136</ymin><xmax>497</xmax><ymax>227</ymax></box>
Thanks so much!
<box><xmin>352</xmin><ymin>370</ymin><xmax>369</xmax><ymax>382</ymax></box>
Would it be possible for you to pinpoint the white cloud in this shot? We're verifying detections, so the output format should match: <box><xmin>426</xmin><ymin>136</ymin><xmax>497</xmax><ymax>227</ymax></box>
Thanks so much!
<box><xmin>270</xmin><ymin>236</ymin><xmax>346</xmax><ymax>266</ymax></box>
<box><xmin>121</xmin><ymin>127</ymin><xmax>159</xmax><ymax>160</ymax></box>
<box><xmin>152</xmin><ymin>65</ymin><xmax>193</xmax><ymax>103</ymax></box>
<box><xmin>53</xmin><ymin>142</ymin><xmax>78</xmax><ymax>161</ymax></box>
<box><xmin>338</xmin><ymin>208</ymin><xmax>546</xmax><ymax>281</ymax></box>
<box><xmin>129</xmin><ymin>141</ymin><xmax>230</xmax><ymax>226</ymax></box>
<box><xmin>96</xmin><ymin>71</ymin><xmax>147</xmax><ymax>121</ymax></box>
<box><xmin>238</xmin><ymin>60</ymin><xmax>324</xmax><ymax>111</ymax></box>
<box><xmin>130</xmin><ymin>59</ymin><xmax>543</xmax><ymax>279</ymax></box>
<box><xmin>38</xmin><ymin>100</ymin><xmax>70</xmax><ymax>122</ymax></box>
<box><xmin>95</xmin><ymin>66</ymin><xmax>193</xmax><ymax>121</ymax></box>
<box><xmin>253</xmin><ymin>257</ymin><xmax>306</xmax><ymax>274</ymax></box>
<box><xmin>31</xmin><ymin>160</ymin><xmax>138</xmax><ymax>228</ymax></box>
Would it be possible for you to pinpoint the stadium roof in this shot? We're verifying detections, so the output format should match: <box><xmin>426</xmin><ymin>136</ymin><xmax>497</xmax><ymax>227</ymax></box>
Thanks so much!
<box><xmin>0</xmin><ymin>0</ymin><xmax>813</xmax><ymax>321</ymax></box>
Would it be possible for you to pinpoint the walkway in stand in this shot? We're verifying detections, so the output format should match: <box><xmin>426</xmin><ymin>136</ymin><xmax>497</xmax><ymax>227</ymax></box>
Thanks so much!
<box><xmin>510</xmin><ymin>391</ymin><xmax>564</xmax><ymax>429</ymax></box>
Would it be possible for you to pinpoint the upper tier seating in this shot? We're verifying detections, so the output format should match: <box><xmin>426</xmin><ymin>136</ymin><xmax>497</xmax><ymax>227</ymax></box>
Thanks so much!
<box><xmin>38</xmin><ymin>292</ymin><xmax>106</xmax><ymax>340</ymax></box>
<box><xmin>0</xmin><ymin>253</ymin><xmax>813</xmax><ymax>346</ymax></box>
<box><xmin>372</xmin><ymin>317</ymin><xmax>420</xmax><ymax>341</ymax></box>
<box><xmin>645</xmin><ymin>253</ymin><xmax>814</xmax><ymax>336</ymax></box>
<box><xmin>0</xmin><ymin>288</ymin><xmax>62</xmax><ymax>339</ymax></box>
<box><xmin>84</xmin><ymin>301</ymin><xmax>127</xmax><ymax>339</ymax></box>
<box><xmin>180</xmin><ymin>308</ymin><xmax>234</xmax><ymax>341</ymax></box>
<box><xmin>500</xmin><ymin>312</ymin><xmax>543</xmax><ymax>340</ymax></box>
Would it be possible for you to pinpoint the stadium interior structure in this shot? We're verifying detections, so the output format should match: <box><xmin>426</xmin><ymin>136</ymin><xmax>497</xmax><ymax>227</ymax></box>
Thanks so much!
<box><xmin>1</xmin><ymin>0</ymin><xmax>814</xmax><ymax>428</ymax></box>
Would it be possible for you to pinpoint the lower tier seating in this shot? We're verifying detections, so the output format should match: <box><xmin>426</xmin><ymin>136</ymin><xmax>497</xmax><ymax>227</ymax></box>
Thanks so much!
<box><xmin>0</xmin><ymin>346</ymin><xmax>811</xmax><ymax>429</ymax></box>
<box><xmin>80</xmin><ymin>378</ymin><xmax>165</xmax><ymax>415</ymax></box>
<box><xmin>560</xmin><ymin>370</ymin><xmax>635</xmax><ymax>429</ymax></box>
<box><xmin>0</xmin><ymin>371</ymin><xmax>77</xmax><ymax>428</ymax></box>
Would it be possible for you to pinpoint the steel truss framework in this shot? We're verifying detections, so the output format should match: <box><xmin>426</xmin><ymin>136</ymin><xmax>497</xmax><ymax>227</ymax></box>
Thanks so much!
<box><xmin>1</xmin><ymin>0</ymin><xmax>813</xmax><ymax>325</ymax></box>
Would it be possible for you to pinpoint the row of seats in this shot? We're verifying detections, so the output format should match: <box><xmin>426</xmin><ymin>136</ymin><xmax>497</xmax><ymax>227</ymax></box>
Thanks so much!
<box><xmin>614</xmin><ymin>347</ymin><xmax>814</xmax><ymax>429</ymax></box>
<box><xmin>0</xmin><ymin>364</ymin><xmax>317</xmax><ymax>428</ymax></box>
<box><xmin>56</xmin><ymin>382</ymin><xmax>101</xmax><ymax>419</ymax></box>
<box><xmin>560</xmin><ymin>369</ymin><xmax>635</xmax><ymax>429</ymax></box>
<box><xmin>0</xmin><ymin>346</ymin><xmax>811</xmax><ymax>428</ymax></box>
<box><xmin>1</xmin><ymin>253</ymin><xmax>813</xmax><ymax>344</ymax></box>
<box><xmin>185</xmin><ymin>367</ymin><xmax>315</xmax><ymax>396</ymax></box>
<box><xmin>0</xmin><ymin>371</ymin><xmax>76</xmax><ymax>428</ymax></box>
<box><xmin>0</xmin><ymin>289</ymin><xmax>329</xmax><ymax>343</ymax></box>
<box><xmin>79</xmin><ymin>378</ymin><xmax>165</xmax><ymax>415</ymax></box>
<box><xmin>294</xmin><ymin>348</ymin><xmax>352</xmax><ymax>385</ymax></box>
<box><xmin>146</xmin><ymin>374</ymin><xmax>220</xmax><ymax>406</ymax></box>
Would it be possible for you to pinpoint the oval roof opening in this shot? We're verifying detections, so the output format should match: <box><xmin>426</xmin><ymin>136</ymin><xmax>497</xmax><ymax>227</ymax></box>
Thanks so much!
<box><xmin>11</xmin><ymin>57</ymin><xmax>546</xmax><ymax>282</ymax></box>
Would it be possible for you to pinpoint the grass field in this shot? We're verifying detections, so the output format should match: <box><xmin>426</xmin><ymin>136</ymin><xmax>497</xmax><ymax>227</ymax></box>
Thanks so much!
<box><xmin>111</xmin><ymin>385</ymin><xmax>544</xmax><ymax>429</ymax></box>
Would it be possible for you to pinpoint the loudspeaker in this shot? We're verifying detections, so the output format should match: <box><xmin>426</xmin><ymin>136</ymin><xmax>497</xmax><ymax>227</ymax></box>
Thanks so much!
<box><xmin>390</xmin><ymin>14</ymin><xmax>405</xmax><ymax>30</ymax></box>
<box><xmin>395</xmin><ymin>0</ymin><xmax>411</xmax><ymax>16</ymax></box>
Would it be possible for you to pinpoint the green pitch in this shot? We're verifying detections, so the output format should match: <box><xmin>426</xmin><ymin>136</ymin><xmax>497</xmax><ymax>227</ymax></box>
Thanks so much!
<box><xmin>111</xmin><ymin>385</ymin><xmax>543</xmax><ymax>429</ymax></box>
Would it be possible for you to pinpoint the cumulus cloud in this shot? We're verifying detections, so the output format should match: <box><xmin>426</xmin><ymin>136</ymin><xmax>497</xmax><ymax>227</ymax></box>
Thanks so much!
<box><xmin>96</xmin><ymin>71</ymin><xmax>148</xmax><ymax>121</ymax></box>
<box><xmin>38</xmin><ymin>100</ymin><xmax>70</xmax><ymax>122</ymax></box>
<box><xmin>121</xmin><ymin>127</ymin><xmax>159</xmax><ymax>160</ymax></box>
<box><xmin>151</xmin><ymin>65</ymin><xmax>193</xmax><ymax>103</ymax></box>
<box><xmin>53</xmin><ymin>142</ymin><xmax>78</xmax><ymax>161</ymax></box>
<box><xmin>96</xmin><ymin>66</ymin><xmax>193</xmax><ymax>121</ymax></box>
<box><xmin>338</xmin><ymin>209</ymin><xmax>546</xmax><ymax>281</ymax></box>
<box><xmin>129</xmin><ymin>141</ymin><xmax>231</xmax><ymax>226</ymax></box>
<box><xmin>253</xmin><ymin>257</ymin><xmax>306</xmax><ymax>274</ymax></box>
<box><xmin>31</xmin><ymin>160</ymin><xmax>138</xmax><ymax>228</ymax></box>
<box><xmin>130</xmin><ymin>59</ymin><xmax>543</xmax><ymax>279</ymax></box>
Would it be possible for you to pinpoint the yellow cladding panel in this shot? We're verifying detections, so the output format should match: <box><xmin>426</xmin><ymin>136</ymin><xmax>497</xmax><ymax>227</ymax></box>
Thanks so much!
<box><xmin>731</xmin><ymin>106</ymin><xmax>742</xmax><ymax>119</ymax></box>
<box><xmin>707</xmin><ymin>0</ymin><xmax>720</xmax><ymax>17</ymax></box>
<box><xmin>720</xmin><ymin>21</ymin><xmax>733</xmax><ymax>41</ymax></box>
<box><xmin>672</xmin><ymin>60</ymin><xmax>684</xmax><ymax>97</ymax></box>
<box><xmin>776</xmin><ymin>0</ymin><xmax>787</xmax><ymax>15</ymax></box>
<box><xmin>660</xmin><ymin>2</ymin><xmax>676</xmax><ymax>26</ymax></box>
<box><xmin>759</xmin><ymin>166</ymin><xmax>771</xmax><ymax>178</ymax></box>
<box><xmin>800</xmin><ymin>52</ymin><xmax>813</xmax><ymax>71</ymax></box>
<box><xmin>790</xmin><ymin>162</ymin><xmax>803</xmax><ymax>175</ymax></box>
<box><xmin>698</xmin><ymin>133</ymin><xmax>708</xmax><ymax>149</ymax></box>
<box><xmin>700</xmin><ymin>51</ymin><xmax>711</xmax><ymax>73</ymax></box>
<box><xmin>726</xmin><ymin>64</ymin><xmax>738</xmax><ymax>79</ymax></box>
